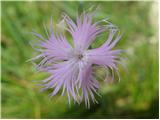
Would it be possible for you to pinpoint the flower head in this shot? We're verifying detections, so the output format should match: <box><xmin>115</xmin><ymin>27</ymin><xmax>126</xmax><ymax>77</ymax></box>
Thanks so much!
<box><xmin>30</xmin><ymin>12</ymin><xmax>123</xmax><ymax>108</ymax></box>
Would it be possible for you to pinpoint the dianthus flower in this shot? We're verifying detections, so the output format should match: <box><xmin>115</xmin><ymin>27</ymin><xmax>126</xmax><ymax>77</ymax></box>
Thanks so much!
<box><xmin>30</xmin><ymin>12</ymin><xmax>123</xmax><ymax>108</ymax></box>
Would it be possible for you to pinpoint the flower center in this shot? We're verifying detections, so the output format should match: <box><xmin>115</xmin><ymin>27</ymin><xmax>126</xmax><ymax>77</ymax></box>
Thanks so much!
<box><xmin>69</xmin><ymin>49</ymin><xmax>85</xmax><ymax>61</ymax></box>
<box><xmin>77</xmin><ymin>54</ymin><xmax>83</xmax><ymax>60</ymax></box>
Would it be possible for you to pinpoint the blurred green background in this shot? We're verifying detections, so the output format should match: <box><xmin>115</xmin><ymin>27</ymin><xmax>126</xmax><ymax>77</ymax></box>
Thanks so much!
<box><xmin>1</xmin><ymin>1</ymin><xmax>159</xmax><ymax>119</ymax></box>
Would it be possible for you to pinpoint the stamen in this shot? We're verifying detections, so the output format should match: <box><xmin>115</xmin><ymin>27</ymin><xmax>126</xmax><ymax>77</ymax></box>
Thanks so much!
<box><xmin>78</xmin><ymin>54</ymin><xmax>83</xmax><ymax>60</ymax></box>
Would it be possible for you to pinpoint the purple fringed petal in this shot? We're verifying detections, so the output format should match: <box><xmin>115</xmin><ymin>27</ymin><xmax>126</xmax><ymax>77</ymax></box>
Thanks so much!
<box><xmin>41</xmin><ymin>59</ymin><xmax>79</xmax><ymax>102</ymax></box>
<box><xmin>39</xmin><ymin>32</ymin><xmax>73</xmax><ymax>61</ymax></box>
<box><xmin>31</xmin><ymin>31</ymin><xmax>73</xmax><ymax>71</ymax></box>
<box><xmin>64</xmin><ymin>13</ymin><xmax>105</xmax><ymax>51</ymax></box>
<box><xmin>86</xmin><ymin>30</ymin><xmax>122</xmax><ymax>70</ymax></box>
<box><xmin>78</xmin><ymin>65</ymin><xmax>99</xmax><ymax>108</ymax></box>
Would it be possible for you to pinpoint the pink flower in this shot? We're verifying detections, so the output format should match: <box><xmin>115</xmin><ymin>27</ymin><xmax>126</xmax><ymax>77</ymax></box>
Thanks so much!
<box><xmin>30</xmin><ymin>12</ymin><xmax>123</xmax><ymax>108</ymax></box>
